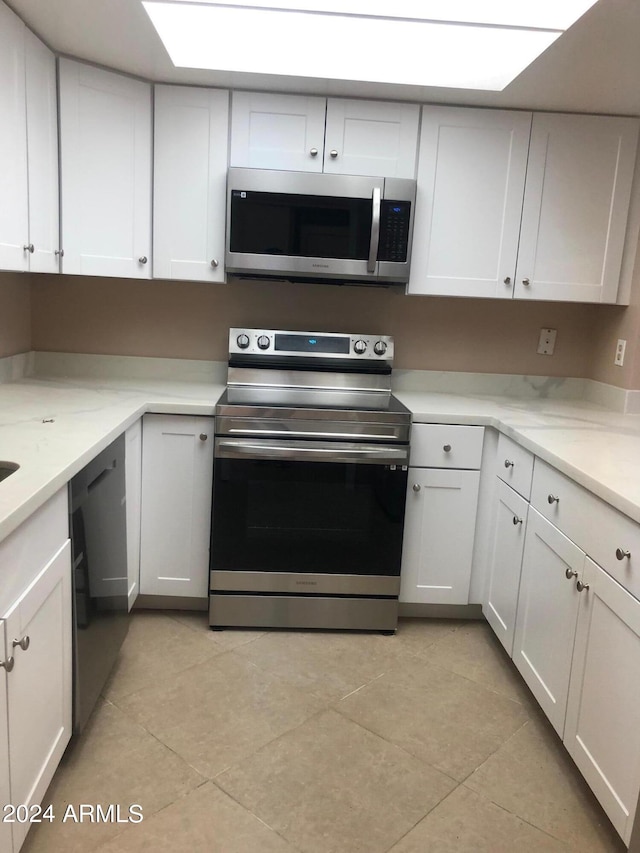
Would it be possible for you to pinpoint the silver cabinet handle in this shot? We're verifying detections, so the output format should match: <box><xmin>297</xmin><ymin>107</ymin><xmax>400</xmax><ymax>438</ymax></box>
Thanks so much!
<box><xmin>199</xmin><ymin>433</ymin><xmax>208</xmax><ymax>441</ymax></box>
<box><xmin>12</xmin><ymin>636</ymin><xmax>30</xmax><ymax>651</ymax></box>
<box><xmin>512</xmin><ymin>516</ymin><xmax>523</xmax><ymax>526</ymax></box>
<box><xmin>138</xmin><ymin>256</ymin><xmax>148</xmax><ymax>264</ymax></box>
<box><xmin>210</xmin><ymin>259</ymin><xmax>219</xmax><ymax>268</ymax></box>
<box><xmin>565</xmin><ymin>568</ymin><xmax>578</xmax><ymax>580</ymax></box>
<box><xmin>503</xmin><ymin>276</ymin><xmax>511</xmax><ymax>285</ymax></box>
<box><xmin>54</xmin><ymin>248</ymin><xmax>64</xmax><ymax>257</ymax></box>
<box><xmin>23</xmin><ymin>243</ymin><xmax>34</xmax><ymax>253</ymax></box>
<box><xmin>504</xmin><ymin>459</ymin><xmax>514</xmax><ymax>469</ymax></box>
<box><xmin>576</xmin><ymin>580</ymin><xmax>590</xmax><ymax>592</ymax></box>
<box><xmin>0</xmin><ymin>657</ymin><xmax>14</xmax><ymax>672</ymax></box>
<box><xmin>367</xmin><ymin>186</ymin><xmax>381</xmax><ymax>274</ymax></box>
<box><xmin>443</xmin><ymin>444</ymin><xmax>452</xmax><ymax>453</ymax></box>
<box><xmin>616</xmin><ymin>548</ymin><xmax>631</xmax><ymax>560</ymax></box>
<box><xmin>412</xmin><ymin>483</ymin><xmax>421</xmax><ymax>492</ymax></box>
<box><xmin>330</xmin><ymin>149</ymin><xmax>338</xmax><ymax>158</ymax></box>
<box><xmin>310</xmin><ymin>148</ymin><xmax>318</xmax><ymax>157</ymax></box>
<box><xmin>522</xmin><ymin>278</ymin><xmax>530</xmax><ymax>286</ymax></box>
<box><xmin>548</xmin><ymin>494</ymin><xmax>559</xmax><ymax>504</ymax></box>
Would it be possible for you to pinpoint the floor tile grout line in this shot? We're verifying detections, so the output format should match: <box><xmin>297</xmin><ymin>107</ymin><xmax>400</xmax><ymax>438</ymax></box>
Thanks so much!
<box><xmin>379</xmin><ymin>781</ymin><xmax>466</xmax><ymax>853</ymax></box>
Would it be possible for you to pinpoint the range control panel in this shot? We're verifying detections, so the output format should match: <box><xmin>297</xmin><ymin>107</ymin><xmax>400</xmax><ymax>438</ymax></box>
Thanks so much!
<box><xmin>229</xmin><ymin>328</ymin><xmax>394</xmax><ymax>361</ymax></box>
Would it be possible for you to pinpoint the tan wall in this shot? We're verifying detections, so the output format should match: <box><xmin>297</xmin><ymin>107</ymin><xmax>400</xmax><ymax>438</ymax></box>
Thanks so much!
<box><xmin>0</xmin><ymin>272</ymin><xmax>31</xmax><ymax>357</ymax></box>
<box><xmin>31</xmin><ymin>274</ymin><xmax>600</xmax><ymax>377</ymax></box>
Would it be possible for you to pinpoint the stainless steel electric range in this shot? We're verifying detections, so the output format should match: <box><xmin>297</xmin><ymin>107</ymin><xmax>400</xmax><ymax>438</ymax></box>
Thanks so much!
<box><xmin>208</xmin><ymin>328</ymin><xmax>411</xmax><ymax>632</ymax></box>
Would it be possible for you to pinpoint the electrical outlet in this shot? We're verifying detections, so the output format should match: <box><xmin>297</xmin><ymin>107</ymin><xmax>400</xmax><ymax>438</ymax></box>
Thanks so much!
<box><xmin>615</xmin><ymin>339</ymin><xmax>626</xmax><ymax>366</ymax></box>
<box><xmin>537</xmin><ymin>328</ymin><xmax>557</xmax><ymax>355</ymax></box>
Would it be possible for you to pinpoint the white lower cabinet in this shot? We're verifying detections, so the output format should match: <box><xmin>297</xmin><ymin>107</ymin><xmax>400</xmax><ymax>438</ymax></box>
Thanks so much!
<box><xmin>0</xmin><ymin>487</ymin><xmax>72</xmax><ymax>853</ymax></box>
<box><xmin>125</xmin><ymin>419</ymin><xmax>142</xmax><ymax>610</ymax></box>
<box><xmin>512</xmin><ymin>507</ymin><xmax>583</xmax><ymax>736</ymax></box>
<box><xmin>400</xmin><ymin>468</ymin><xmax>481</xmax><ymax>605</ymax></box>
<box><xmin>483</xmin><ymin>479</ymin><xmax>529</xmax><ymax>655</ymax></box>
<box><xmin>139</xmin><ymin>414</ymin><xmax>214</xmax><ymax>598</ymax></box>
<box><xmin>564</xmin><ymin>557</ymin><xmax>640</xmax><ymax>845</ymax></box>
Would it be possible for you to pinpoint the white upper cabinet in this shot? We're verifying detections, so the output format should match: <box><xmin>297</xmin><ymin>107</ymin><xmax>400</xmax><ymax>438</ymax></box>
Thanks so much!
<box><xmin>230</xmin><ymin>91</ymin><xmax>419</xmax><ymax>178</ymax></box>
<box><xmin>24</xmin><ymin>29</ymin><xmax>59</xmax><ymax>274</ymax></box>
<box><xmin>0</xmin><ymin>2</ymin><xmax>29</xmax><ymax>272</ymax></box>
<box><xmin>58</xmin><ymin>59</ymin><xmax>152</xmax><ymax>278</ymax></box>
<box><xmin>230</xmin><ymin>92</ymin><xmax>326</xmax><ymax>172</ymax></box>
<box><xmin>409</xmin><ymin>106</ymin><xmax>531</xmax><ymax>297</ymax></box>
<box><xmin>154</xmin><ymin>85</ymin><xmax>229</xmax><ymax>282</ymax></box>
<box><xmin>322</xmin><ymin>98</ymin><xmax>419</xmax><ymax>178</ymax></box>
<box><xmin>0</xmin><ymin>3</ymin><xmax>59</xmax><ymax>274</ymax></box>
<box><xmin>514</xmin><ymin>113</ymin><xmax>639</xmax><ymax>303</ymax></box>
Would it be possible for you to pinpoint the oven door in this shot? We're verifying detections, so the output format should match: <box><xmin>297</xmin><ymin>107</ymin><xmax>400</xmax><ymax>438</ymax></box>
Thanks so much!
<box><xmin>210</xmin><ymin>437</ymin><xmax>409</xmax><ymax>595</ymax></box>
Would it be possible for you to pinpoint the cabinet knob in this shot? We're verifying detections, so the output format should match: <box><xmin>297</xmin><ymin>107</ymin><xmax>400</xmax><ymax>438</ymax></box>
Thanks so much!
<box><xmin>138</xmin><ymin>256</ymin><xmax>148</xmax><ymax>264</ymax></box>
<box><xmin>504</xmin><ymin>459</ymin><xmax>514</xmax><ymax>469</ymax></box>
<box><xmin>503</xmin><ymin>276</ymin><xmax>511</xmax><ymax>285</ymax></box>
<box><xmin>210</xmin><ymin>259</ymin><xmax>219</xmax><ymax>268</ymax></box>
<box><xmin>576</xmin><ymin>580</ymin><xmax>590</xmax><ymax>592</ymax></box>
<box><xmin>565</xmin><ymin>568</ymin><xmax>578</xmax><ymax>580</ymax></box>
<box><xmin>54</xmin><ymin>249</ymin><xmax>64</xmax><ymax>257</ymax></box>
<box><xmin>547</xmin><ymin>494</ymin><xmax>559</xmax><ymax>504</ymax></box>
<box><xmin>330</xmin><ymin>149</ymin><xmax>338</xmax><ymax>158</ymax></box>
<box><xmin>199</xmin><ymin>433</ymin><xmax>208</xmax><ymax>441</ymax></box>
<box><xmin>522</xmin><ymin>278</ymin><xmax>530</xmax><ymax>286</ymax></box>
<box><xmin>23</xmin><ymin>243</ymin><xmax>34</xmax><ymax>253</ymax></box>
<box><xmin>310</xmin><ymin>148</ymin><xmax>318</xmax><ymax>157</ymax></box>
<box><xmin>412</xmin><ymin>483</ymin><xmax>421</xmax><ymax>492</ymax></box>
<box><xmin>615</xmin><ymin>548</ymin><xmax>631</xmax><ymax>560</ymax></box>
<box><xmin>12</xmin><ymin>635</ymin><xmax>30</xmax><ymax>652</ymax></box>
<box><xmin>443</xmin><ymin>444</ymin><xmax>452</xmax><ymax>453</ymax></box>
<box><xmin>512</xmin><ymin>516</ymin><xmax>523</xmax><ymax>526</ymax></box>
<box><xmin>0</xmin><ymin>657</ymin><xmax>14</xmax><ymax>672</ymax></box>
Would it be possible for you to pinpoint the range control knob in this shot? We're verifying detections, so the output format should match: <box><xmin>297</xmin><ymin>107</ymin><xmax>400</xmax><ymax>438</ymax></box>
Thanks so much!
<box><xmin>353</xmin><ymin>340</ymin><xmax>367</xmax><ymax>355</ymax></box>
<box><xmin>374</xmin><ymin>340</ymin><xmax>388</xmax><ymax>356</ymax></box>
<box><xmin>236</xmin><ymin>333</ymin><xmax>250</xmax><ymax>349</ymax></box>
<box><xmin>257</xmin><ymin>335</ymin><xmax>271</xmax><ymax>350</ymax></box>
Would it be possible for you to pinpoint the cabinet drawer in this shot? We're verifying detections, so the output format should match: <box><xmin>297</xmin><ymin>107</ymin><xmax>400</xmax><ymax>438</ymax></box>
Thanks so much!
<box><xmin>496</xmin><ymin>433</ymin><xmax>534</xmax><ymax>499</ymax></box>
<box><xmin>531</xmin><ymin>459</ymin><xmax>640</xmax><ymax>599</ymax></box>
<box><xmin>410</xmin><ymin>424</ymin><xmax>484</xmax><ymax>470</ymax></box>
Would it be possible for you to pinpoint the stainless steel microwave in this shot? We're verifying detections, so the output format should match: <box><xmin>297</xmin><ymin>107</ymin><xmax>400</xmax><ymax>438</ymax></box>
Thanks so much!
<box><xmin>225</xmin><ymin>168</ymin><xmax>416</xmax><ymax>286</ymax></box>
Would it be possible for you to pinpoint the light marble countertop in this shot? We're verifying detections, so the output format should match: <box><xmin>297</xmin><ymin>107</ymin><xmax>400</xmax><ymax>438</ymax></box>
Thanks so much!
<box><xmin>1</xmin><ymin>372</ymin><xmax>640</xmax><ymax>545</ymax></box>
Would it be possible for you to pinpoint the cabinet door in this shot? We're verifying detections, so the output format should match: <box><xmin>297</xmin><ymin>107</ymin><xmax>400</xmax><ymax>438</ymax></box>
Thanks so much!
<box><xmin>59</xmin><ymin>59</ymin><xmax>152</xmax><ymax>278</ymax></box>
<box><xmin>515</xmin><ymin>113</ymin><xmax>639</xmax><ymax>303</ymax></box>
<box><xmin>24</xmin><ymin>29</ymin><xmax>60</xmax><ymax>274</ymax></box>
<box><xmin>154</xmin><ymin>85</ymin><xmax>229</xmax><ymax>282</ymax></box>
<box><xmin>229</xmin><ymin>91</ymin><xmax>326</xmax><ymax>172</ymax></box>
<box><xmin>408</xmin><ymin>106</ymin><xmax>531</xmax><ymax>297</ymax></box>
<box><xmin>513</xmin><ymin>508</ymin><xmax>583</xmax><ymax>736</ymax></box>
<box><xmin>0</xmin><ymin>624</ymin><xmax>13</xmax><ymax>853</ymax></box>
<box><xmin>4</xmin><ymin>540</ymin><xmax>72</xmax><ymax>852</ymax></box>
<box><xmin>323</xmin><ymin>98</ymin><xmax>419</xmax><ymax>178</ymax></box>
<box><xmin>0</xmin><ymin>2</ymin><xmax>29</xmax><ymax>272</ymax></box>
<box><xmin>139</xmin><ymin>415</ymin><xmax>214</xmax><ymax>598</ymax></box>
<box><xmin>125</xmin><ymin>419</ymin><xmax>142</xmax><ymax>611</ymax></box>
<box><xmin>483</xmin><ymin>479</ymin><xmax>529</xmax><ymax>656</ymax></box>
<box><xmin>400</xmin><ymin>468</ymin><xmax>480</xmax><ymax>605</ymax></box>
<box><xmin>565</xmin><ymin>558</ymin><xmax>640</xmax><ymax>845</ymax></box>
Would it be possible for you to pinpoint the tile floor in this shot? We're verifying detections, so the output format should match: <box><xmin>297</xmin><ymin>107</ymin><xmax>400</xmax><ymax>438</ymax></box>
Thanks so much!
<box><xmin>22</xmin><ymin>613</ymin><xmax>626</xmax><ymax>853</ymax></box>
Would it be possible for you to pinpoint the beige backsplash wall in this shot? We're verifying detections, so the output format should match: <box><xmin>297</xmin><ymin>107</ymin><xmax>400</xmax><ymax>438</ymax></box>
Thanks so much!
<box><xmin>30</xmin><ymin>273</ymin><xmax>601</xmax><ymax>377</ymax></box>
<box><xmin>0</xmin><ymin>272</ymin><xmax>31</xmax><ymax>357</ymax></box>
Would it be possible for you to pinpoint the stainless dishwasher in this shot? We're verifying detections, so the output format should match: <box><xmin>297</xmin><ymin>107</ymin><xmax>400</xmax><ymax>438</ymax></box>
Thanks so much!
<box><xmin>69</xmin><ymin>434</ymin><xmax>129</xmax><ymax>733</ymax></box>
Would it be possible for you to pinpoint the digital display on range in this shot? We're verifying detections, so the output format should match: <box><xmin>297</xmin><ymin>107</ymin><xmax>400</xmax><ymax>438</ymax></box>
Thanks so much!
<box><xmin>274</xmin><ymin>334</ymin><xmax>350</xmax><ymax>354</ymax></box>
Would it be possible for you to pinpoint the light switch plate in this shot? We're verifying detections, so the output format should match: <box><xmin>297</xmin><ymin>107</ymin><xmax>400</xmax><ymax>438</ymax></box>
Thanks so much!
<box><xmin>537</xmin><ymin>328</ymin><xmax>557</xmax><ymax>355</ymax></box>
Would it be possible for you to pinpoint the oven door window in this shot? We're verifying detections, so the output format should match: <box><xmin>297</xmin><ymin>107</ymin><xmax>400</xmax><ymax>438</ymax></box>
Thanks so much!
<box><xmin>229</xmin><ymin>191</ymin><xmax>372</xmax><ymax>260</ymax></box>
<box><xmin>211</xmin><ymin>458</ymin><xmax>407</xmax><ymax>576</ymax></box>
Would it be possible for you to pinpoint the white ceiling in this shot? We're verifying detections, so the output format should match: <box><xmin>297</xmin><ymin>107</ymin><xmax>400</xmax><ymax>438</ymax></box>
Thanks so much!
<box><xmin>6</xmin><ymin>0</ymin><xmax>640</xmax><ymax>116</ymax></box>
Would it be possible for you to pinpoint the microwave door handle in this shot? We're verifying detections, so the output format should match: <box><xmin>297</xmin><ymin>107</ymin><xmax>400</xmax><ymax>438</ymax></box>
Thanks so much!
<box><xmin>367</xmin><ymin>186</ymin><xmax>382</xmax><ymax>274</ymax></box>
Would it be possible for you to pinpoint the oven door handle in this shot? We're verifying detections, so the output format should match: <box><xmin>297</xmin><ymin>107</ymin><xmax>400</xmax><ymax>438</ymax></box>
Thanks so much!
<box><xmin>215</xmin><ymin>438</ymin><xmax>408</xmax><ymax>466</ymax></box>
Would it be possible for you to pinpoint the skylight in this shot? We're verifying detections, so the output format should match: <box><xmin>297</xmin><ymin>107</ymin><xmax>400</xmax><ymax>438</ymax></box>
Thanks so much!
<box><xmin>142</xmin><ymin>0</ymin><xmax>600</xmax><ymax>91</ymax></box>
